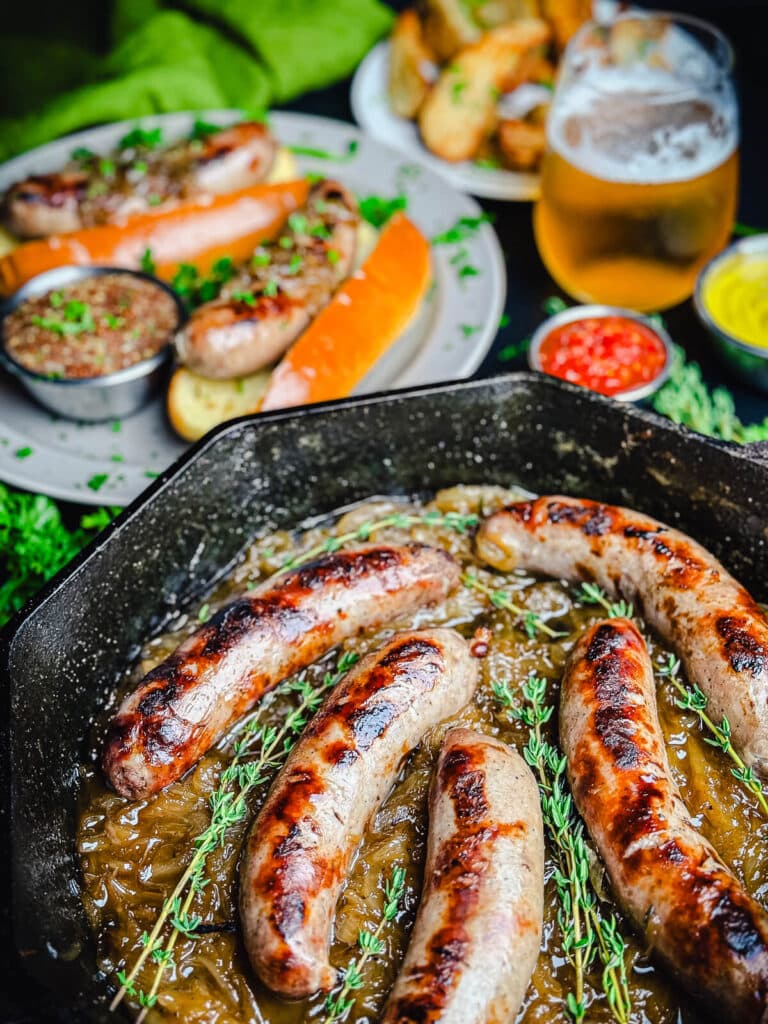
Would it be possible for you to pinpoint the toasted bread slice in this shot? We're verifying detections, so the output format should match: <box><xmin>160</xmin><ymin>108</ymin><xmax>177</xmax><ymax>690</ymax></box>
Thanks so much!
<box><xmin>167</xmin><ymin>366</ymin><xmax>271</xmax><ymax>441</ymax></box>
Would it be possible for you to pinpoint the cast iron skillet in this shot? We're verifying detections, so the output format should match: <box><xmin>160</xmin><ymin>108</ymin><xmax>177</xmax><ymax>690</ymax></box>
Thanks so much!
<box><xmin>2</xmin><ymin>371</ymin><xmax>768</xmax><ymax>1022</ymax></box>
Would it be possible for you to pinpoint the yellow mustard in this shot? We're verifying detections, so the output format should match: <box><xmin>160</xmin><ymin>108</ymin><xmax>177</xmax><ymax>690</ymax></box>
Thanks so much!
<box><xmin>702</xmin><ymin>250</ymin><xmax>768</xmax><ymax>348</ymax></box>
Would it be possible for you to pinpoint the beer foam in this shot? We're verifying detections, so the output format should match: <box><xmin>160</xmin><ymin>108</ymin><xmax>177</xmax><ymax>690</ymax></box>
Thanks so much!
<box><xmin>549</xmin><ymin>64</ymin><xmax>737</xmax><ymax>184</ymax></box>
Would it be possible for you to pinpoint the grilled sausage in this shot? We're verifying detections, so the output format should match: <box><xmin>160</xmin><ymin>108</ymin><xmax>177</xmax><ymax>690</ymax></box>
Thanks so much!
<box><xmin>103</xmin><ymin>544</ymin><xmax>459</xmax><ymax>801</ymax></box>
<box><xmin>477</xmin><ymin>496</ymin><xmax>768</xmax><ymax>777</ymax></box>
<box><xmin>240</xmin><ymin>629</ymin><xmax>479</xmax><ymax>999</ymax></box>
<box><xmin>4</xmin><ymin>121</ymin><xmax>275</xmax><ymax>238</ymax></box>
<box><xmin>561</xmin><ymin>618</ymin><xmax>768</xmax><ymax>1022</ymax></box>
<box><xmin>381</xmin><ymin>727</ymin><xmax>544</xmax><ymax>1024</ymax></box>
<box><xmin>175</xmin><ymin>179</ymin><xmax>359</xmax><ymax>378</ymax></box>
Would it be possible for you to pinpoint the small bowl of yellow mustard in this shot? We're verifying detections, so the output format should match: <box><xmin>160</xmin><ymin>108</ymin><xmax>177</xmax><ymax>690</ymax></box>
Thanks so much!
<box><xmin>695</xmin><ymin>234</ymin><xmax>768</xmax><ymax>391</ymax></box>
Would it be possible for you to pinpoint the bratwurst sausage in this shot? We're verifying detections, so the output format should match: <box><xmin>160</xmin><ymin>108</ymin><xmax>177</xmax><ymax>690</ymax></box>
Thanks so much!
<box><xmin>477</xmin><ymin>496</ymin><xmax>768</xmax><ymax>776</ymax></box>
<box><xmin>4</xmin><ymin>121</ymin><xmax>275</xmax><ymax>238</ymax></box>
<box><xmin>381</xmin><ymin>727</ymin><xmax>544</xmax><ymax>1024</ymax></box>
<box><xmin>175</xmin><ymin>179</ymin><xmax>358</xmax><ymax>379</ymax></box>
<box><xmin>103</xmin><ymin>544</ymin><xmax>459</xmax><ymax>800</ymax></box>
<box><xmin>561</xmin><ymin>618</ymin><xmax>768</xmax><ymax>1022</ymax></box>
<box><xmin>240</xmin><ymin>629</ymin><xmax>479</xmax><ymax>999</ymax></box>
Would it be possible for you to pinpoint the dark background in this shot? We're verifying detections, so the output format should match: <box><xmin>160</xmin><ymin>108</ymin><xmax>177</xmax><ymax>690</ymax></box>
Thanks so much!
<box><xmin>2</xmin><ymin>2</ymin><xmax>768</xmax><ymax>1021</ymax></box>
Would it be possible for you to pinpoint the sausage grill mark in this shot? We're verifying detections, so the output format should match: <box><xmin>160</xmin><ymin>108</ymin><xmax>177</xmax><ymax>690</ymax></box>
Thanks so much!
<box><xmin>717</xmin><ymin>616</ymin><xmax>768</xmax><ymax>677</ymax></box>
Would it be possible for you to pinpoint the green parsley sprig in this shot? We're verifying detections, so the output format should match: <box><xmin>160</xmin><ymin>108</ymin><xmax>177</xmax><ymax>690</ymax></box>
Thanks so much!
<box><xmin>494</xmin><ymin>675</ymin><xmax>631</xmax><ymax>1024</ymax></box>
<box><xmin>111</xmin><ymin>651</ymin><xmax>359</xmax><ymax>1019</ymax></box>
<box><xmin>322</xmin><ymin>865</ymin><xmax>407</xmax><ymax>1024</ymax></box>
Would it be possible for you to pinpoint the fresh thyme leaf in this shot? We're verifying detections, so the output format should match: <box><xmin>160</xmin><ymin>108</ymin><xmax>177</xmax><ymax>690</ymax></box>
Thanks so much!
<box><xmin>652</xmin><ymin>345</ymin><xmax>768</xmax><ymax>442</ymax></box>
<box><xmin>656</xmin><ymin>651</ymin><xmax>768</xmax><ymax>818</ymax></box>
<box><xmin>463</xmin><ymin>571</ymin><xmax>565</xmax><ymax>639</ymax></box>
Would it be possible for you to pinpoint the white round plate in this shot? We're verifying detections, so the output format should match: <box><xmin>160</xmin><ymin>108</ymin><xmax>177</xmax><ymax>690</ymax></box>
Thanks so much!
<box><xmin>352</xmin><ymin>42</ymin><xmax>541</xmax><ymax>202</ymax></box>
<box><xmin>0</xmin><ymin>110</ymin><xmax>505</xmax><ymax>505</ymax></box>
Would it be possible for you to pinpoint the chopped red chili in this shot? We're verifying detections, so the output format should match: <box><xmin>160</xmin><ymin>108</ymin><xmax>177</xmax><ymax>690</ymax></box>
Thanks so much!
<box><xmin>537</xmin><ymin>316</ymin><xmax>667</xmax><ymax>396</ymax></box>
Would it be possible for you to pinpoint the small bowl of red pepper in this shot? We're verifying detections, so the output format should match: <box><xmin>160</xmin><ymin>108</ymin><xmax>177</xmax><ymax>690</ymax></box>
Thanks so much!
<box><xmin>528</xmin><ymin>304</ymin><xmax>673</xmax><ymax>402</ymax></box>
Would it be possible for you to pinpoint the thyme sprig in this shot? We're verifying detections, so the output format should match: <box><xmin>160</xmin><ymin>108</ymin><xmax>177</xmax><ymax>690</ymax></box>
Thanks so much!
<box><xmin>111</xmin><ymin>651</ymin><xmax>359</xmax><ymax>1019</ymax></box>
<box><xmin>278</xmin><ymin>510</ymin><xmax>479</xmax><ymax>572</ymax></box>
<box><xmin>463</xmin><ymin>571</ymin><xmax>566</xmax><ymax>639</ymax></box>
<box><xmin>322</xmin><ymin>866</ymin><xmax>407</xmax><ymax>1024</ymax></box>
<box><xmin>657</xmin><ymin>653</ymin><xmax>768</xmax><ymax>819</ymax></box>
<box><xmin>493</xmin><ymin>675</ymin><xmax>631</xmax><ymax>1024</ymax></box>
<box><xmin>577</xmin><ymin>582</ymin><xmax>634</xmax><ymax>620</ymax></box>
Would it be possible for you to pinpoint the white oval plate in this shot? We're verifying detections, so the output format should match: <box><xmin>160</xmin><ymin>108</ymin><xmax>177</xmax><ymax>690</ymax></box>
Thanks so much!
<box><xmin>0</xmin><ymin>110</ymin><xmax>505</xmax><ymax>505</ymax></box>
<box><xmin>352</xmin><ymin>42</ymin><xmax>541</xmax><ymax>202</ymax></box>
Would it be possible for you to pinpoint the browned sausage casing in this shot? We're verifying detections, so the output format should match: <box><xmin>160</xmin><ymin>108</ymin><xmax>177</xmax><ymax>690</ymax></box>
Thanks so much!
<box><xmin>240</xmin><ymin>629</ymin><xmax>479</xmax><ymax>999</ymax></box>
<box><xmin>561</xmin><ymin>617</ymin><xmax>768</xmax><ymax>1022</ymax></box>
<box><xmin>477</xmin><ymin>496</ymin><xmax>768</xmax><ymax>776</ymax></box>
<box><xmin>174</xmin><ymin>179</ymin><xmax>359</xmax><ymax>379</ymax></box>
<box><xmin>103</xmin><ymin>544</ymin><xmax>459</xmax><ymax>800</ymax></box>
<box><xmin>381</xmin><ymin>727</ymin><xmax>544</xmax><ymax>1024</ymax></box>
<box><xmin>3</xmin><ymin>121</ymin><xmax>276</xmax><ymax>238</ymax></box>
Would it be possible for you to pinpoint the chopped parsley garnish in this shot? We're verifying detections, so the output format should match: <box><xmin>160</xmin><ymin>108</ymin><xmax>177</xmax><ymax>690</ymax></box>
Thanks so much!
<box><xmin>542</xmin><ymin>295</ymin><xmax>568</xmax><ymax>316</ymax></box>
<box><xmin>458</xmin><ymin>264</ymin><xmax>480</xmax><ymax>280</ymax></box>
<box><xmin>326</xmin><ymin>248</ymin><xmax>340</xmax><ymax>265</ymax></box>
<box><xmin>460</xmin><ymin>324</ymin><xmax>480</xmax><ymax>338</ymax></box>
<box><xmin>310</xmin><ymin>223</ymin><xmax>332</xmax><ymax>239</ymax></box>
<box><xmin>288</xmin><ymin>253</ymin><xmax>304</xmax><ymax>274</ymax></box>
<box><xmin>733</xmin><ymin>221</ymin><xmax>763</xmax><ymax>237</ymax></box>
<box><xmin>191</xmin><ymin>119</ymin><xmax>220</xmax><ymax>140</ymax></box>
<box><xmin>49</xmin><ymin>291</ymin><xmax>63</xmax><ymax>308</ymax></box>
<box><xmin>31</xmin><ymin>300</ymin><xmax>95</xmax><ymax>336</ymax></box>
<box><xmin>87</xmin><ymin>473</ymin><xmax>109</xmax><ymax>492</ymax></box>
<box><xmin>140</xmin><ymin>248</ymin><xmax>156</xmax><ymax>274</ymax></box>
<box><xmin>171</xmin><ymin>257</ymin><xmax>235</xmax><ymax>308</ymax></box>
<box><xmin>144</xmin><ymin>470</ymin><xmax>159</xmax><ymax>479</ymax></box>
<box><xmin>279</xmin><ymin>236</ymin><xmax>294</xmax><ymax>249</ymax></box>
<box><xmin>118</xmin><ymin>126</ymin><xmax>163</xmax><ymax>151</ymax></box>
<box><xmin>499</xmin><ymin>312</ymin><xmax>511</xmax><ymax>329</ymax></box>
<box><xmin>498</xmin><ymin>337</ymin><xmax>530</xmax><ymax>362</ymax></box>
<box><xmin>359</xmin><ymin>194</ymin><xmax>407</xmax><ymax>228</ymax></box>
<box><xmin>232</xmin><ymin>290</ymin><xmax>256</xmax><ymax>306</ymax></box>
<box><xmin>15</xmin><ymin>446</ymin><xmax>33</xmax><ymax>459</ymax></box>
<box><xmin>71</xmin><ymin>146</ymin><xmax>94</xmax><ymax>164</ymax></box>
<box><xmin>133</xmin><ymin>160</ymin><xmax>148</xmax><ymax>175</ymax></box>
<box><xmin>252</xmin><ymin>250</ymin><xmax>271</xmax><ymax>267</ymax></box>
<box><xmin>263</xmin><ymin>280</ymin><xmax>279</xmax><ymax>297</ymax></box>
<box><xmin>451</xmin><ymin>79</ymin><xmax>468</xmax><ymax>103</ymax></box>
<box><xmin>111</xmin><ymin>420</ymin><xmax>122</xmax><ymax>433</ymax></box>
<box><xmin>305</xmin><ymin>171</ymin><xmax>325</xmax><ymax>184</ymax></box>
<box><xmin>98</xmin><ymin>158</ymin><xmax>115</xmax><ymax>178</ymax></box>
<box><xmin>432</xmin><ymin>213</ymin><xmax>495</xmax><ymax>246</ymax></box>
<box><xmin>288</xmin><ymin>139</ymin><xmax>359</xmax><ymax>162</ymax></box>
<box><xmin>110</xmin><ymin>454</ymin><xmax>124</xmax><ymax>462</ymax></box>
<box><xmin>103</xmin><ymin>314</ymin><xmax>125</xmax><ymax>329</ymax></box>
<box><xmin>147</xmin><ymin>194</ymin><xmax>162</xmax><ymax>206</ymax></box>
<box><xmin>288</xmin><ymin>213</ymin><xmax>308</xmax><ymax>235</ymax></box>
<box><xmin>198</xmin><ymin>603</ymin><xmax>211</xmax><ymax>622</ymax></box>
<box><xmin>474</xmin><ymin>157</ymin><xmax>502</xmax><ymax>170</ymax></box>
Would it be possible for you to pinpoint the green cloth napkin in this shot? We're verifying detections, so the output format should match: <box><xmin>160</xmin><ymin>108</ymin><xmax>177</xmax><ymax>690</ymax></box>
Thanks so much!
<box><xmin>0</xmin><ymin>0</ymin><xmax>392</xmax><ymax>162</ymax></box>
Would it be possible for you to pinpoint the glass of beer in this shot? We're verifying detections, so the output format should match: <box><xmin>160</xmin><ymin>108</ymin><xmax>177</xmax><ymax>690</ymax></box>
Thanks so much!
<box><xmin>533</xmin><ymin>13</ymin><xmax>739</xmax><ymax>311</ymax></box>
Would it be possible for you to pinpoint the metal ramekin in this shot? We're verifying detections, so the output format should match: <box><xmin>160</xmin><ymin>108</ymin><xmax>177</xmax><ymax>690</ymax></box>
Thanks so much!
<box><xmin>528</xmin><ymin>303</ymin><xmax>674</xmax><ymax>403</ymax></box>
<box><xmin>694</xmin><ymin>234</ymin><xmax>768</xmax><ymax>393</ymax></box>
<box><xmin>0</xmin><ymin>265</ymin><xmax>186</xmax><ymax>422</ymax></box>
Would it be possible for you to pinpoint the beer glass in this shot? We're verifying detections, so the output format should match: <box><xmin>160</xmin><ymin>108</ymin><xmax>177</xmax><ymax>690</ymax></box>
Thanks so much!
<box><xmin>533</xmin><ymin>13</ymin><xmax>739</xmax><ymax>311</ymax></box>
